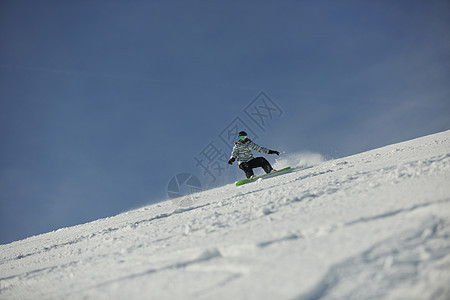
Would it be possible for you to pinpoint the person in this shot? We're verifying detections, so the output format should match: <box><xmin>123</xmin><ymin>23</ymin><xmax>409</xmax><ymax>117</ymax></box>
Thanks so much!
<box><xmin>228</xmin><ymin>131</ymin><xmax>280</xmax><ymax>179</ymax></box>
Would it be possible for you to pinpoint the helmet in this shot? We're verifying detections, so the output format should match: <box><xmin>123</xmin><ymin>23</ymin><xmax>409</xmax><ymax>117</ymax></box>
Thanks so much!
<box><xmin>238</xmin><ymin>131</ymin><xmax>248</xmax><ymax>141</ymax></box>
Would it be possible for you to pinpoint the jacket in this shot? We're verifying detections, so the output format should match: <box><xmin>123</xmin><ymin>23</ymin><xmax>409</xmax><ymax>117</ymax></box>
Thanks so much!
<box><xmin>230</xmin><ymin>139</ymin><xmax>270</xmax><ymax>165</ymax></box>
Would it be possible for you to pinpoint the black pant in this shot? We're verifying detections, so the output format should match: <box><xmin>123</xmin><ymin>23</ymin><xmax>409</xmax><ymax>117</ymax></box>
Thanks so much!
<box><xmin>239</xmin><ymin>157</ymin><xmax>273</xmax><ymax>179</ymax></box>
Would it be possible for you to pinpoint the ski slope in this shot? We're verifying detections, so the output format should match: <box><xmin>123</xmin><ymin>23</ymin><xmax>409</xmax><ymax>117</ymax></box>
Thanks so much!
<box><xmin>1</xmin><ymin>130</ymin><xmax>450</xmax><ymax>299</ymax></box>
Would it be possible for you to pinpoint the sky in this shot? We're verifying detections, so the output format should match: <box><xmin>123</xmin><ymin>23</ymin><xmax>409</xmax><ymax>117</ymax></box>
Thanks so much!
<box><xmin>1</xmin><ymin>0</ymin><xmax>449</xmax><ymax>244</ymax></box>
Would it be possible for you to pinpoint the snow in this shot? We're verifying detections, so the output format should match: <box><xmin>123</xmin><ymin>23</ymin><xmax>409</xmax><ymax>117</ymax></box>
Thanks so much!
<box><xmin>1</xmin><ymin>130</ymin><xmax>450</xmax><ymax>300</ymax></box>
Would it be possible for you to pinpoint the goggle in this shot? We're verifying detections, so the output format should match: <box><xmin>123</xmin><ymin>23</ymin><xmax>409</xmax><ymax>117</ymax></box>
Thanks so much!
<box><xmin>238</xmin><ymin>135</ymin><xmax>247</xmax><ymax>140</ymax></box>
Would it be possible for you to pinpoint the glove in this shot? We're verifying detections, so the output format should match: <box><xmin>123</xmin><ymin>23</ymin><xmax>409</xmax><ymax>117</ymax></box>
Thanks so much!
<box><xmin>228</xmin><ymin>157</ymin><xmax>235</xmax><ymax>165</ymax></box>
<box><xmin>268</xmin><ymin>150</ymin><xmax>280</xmax><ymax>155</ymax></box>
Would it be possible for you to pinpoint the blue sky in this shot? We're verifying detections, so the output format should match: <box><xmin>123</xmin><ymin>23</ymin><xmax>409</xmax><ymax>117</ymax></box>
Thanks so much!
<box><xmin>1</xmin><ymin>0</ymin><xmax>449</xmax><ymax>244</ymax></box>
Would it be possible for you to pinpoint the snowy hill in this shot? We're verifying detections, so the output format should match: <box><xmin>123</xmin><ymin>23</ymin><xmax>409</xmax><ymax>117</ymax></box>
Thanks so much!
<box><xmin>1</xmin><ymin>130</ymin><xmax>450</xmax><ymax>300</ymax></box>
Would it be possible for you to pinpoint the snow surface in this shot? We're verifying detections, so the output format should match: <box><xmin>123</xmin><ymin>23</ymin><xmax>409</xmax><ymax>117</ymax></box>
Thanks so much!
<box><xmin>1</xmin><ymin>130</ymin><xmax>450</xmax><ymax>300</ymax></box>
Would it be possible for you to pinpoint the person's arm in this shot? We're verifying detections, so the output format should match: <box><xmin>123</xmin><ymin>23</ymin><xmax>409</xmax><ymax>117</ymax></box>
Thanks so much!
<box><xmin>250</xmin><ymin>140</ymin><xmax>279</xmax><ymax>155</ymax></box>
<box><xmin>228</xmin><ymin>144</ymin><xmax>238</xmax><ymax>164</ymax></box>
<box><xmin>249</xmin><ymin>140</ymin><xmax>270</xmax><ymax>154</ymax></box>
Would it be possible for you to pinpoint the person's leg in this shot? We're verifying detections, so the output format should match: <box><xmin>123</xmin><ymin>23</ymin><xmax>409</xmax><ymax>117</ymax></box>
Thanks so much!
<box><xmin>239</xmin><ymin>162</ymin><xmax>255</xmax><ymax>178</ymax></box>
<box><xmin>248</xmin><ymin>157</ymin><xmax>273</xmax><ymax>174</ymax></box>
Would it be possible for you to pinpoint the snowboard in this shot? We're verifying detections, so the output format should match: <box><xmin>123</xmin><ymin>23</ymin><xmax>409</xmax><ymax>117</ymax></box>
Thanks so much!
<box><xmin>235</xmin><ymin>167</ymin><xmax>292</xmax><ymax>186</ymax></box>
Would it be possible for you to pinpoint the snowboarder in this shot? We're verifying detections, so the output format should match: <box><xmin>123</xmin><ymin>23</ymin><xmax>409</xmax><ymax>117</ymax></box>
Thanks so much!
<box><xmin>228</xmin><ymin>131</ymin><xmax>280</xmax><ymax>179</ymax></box>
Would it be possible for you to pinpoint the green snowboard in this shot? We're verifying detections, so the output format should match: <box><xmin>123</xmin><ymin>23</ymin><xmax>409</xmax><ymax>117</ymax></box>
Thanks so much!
<box><xmin>235</xmin><ymin>167</ymin><xmax>292</xmax><ymax>186</ymax></box>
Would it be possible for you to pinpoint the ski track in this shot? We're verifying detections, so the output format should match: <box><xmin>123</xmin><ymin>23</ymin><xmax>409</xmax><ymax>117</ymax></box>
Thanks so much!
<box><xmin>1</xmin><ymin>131</ymin><xmax>449</xmax><ymax>299</ymax></box>
<box><xmin>296</xmin><ymin>216</ymin><xmax>450</xmax><ymax>300</ymax></box>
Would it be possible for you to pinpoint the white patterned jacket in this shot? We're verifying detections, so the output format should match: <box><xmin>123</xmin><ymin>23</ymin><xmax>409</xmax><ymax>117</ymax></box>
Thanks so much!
<box><xmin>230</xmin><ymin>139</ymin><xmax>270</xmax><ymax>165</ymax></box>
